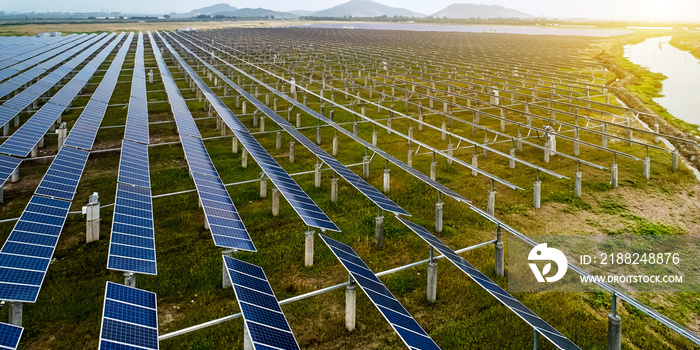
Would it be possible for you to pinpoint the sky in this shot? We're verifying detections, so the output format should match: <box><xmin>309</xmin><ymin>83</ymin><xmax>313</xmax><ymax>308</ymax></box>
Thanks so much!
<box><xmin>0</xmin><ymin>0</ymin><xmax>698</xmax><ymax>22</ymax></box>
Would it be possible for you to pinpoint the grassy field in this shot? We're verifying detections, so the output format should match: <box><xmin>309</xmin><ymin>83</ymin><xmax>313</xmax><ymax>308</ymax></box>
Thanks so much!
<box><xmin>0</xmin><ymin>28</ymin><xmax>697</xmax><ymax>350</ymax></box>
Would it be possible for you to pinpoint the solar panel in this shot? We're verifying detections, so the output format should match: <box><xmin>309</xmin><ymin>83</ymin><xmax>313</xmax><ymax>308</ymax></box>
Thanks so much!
<box><xmin>170</xmin><ymin>33</ymin><xmax>471</xmax><ymax>206</ymax></box>
<box><xmin>0</xmin><ymin>195</ymin><xmax>70</xmax><ymax>302</ymax></box>
<box><xmin>99</xmin><ymin>282</ymin><xmax>159</xmax><ymax>350</ymax></box>
<box><xmin>319</xmin><ymin>234</ymin><xmax>441</xmax><ymax>350</ymax></box>
<box><xmin>223</xmin><ymin>256</ymin><xmax>300</xmax><ymax>350</ymax></box>
<box><xmin>0</xmin><ymin>155</ymin><xmax>21</xmax><ymax>187</ymax></box>
<box><xmin>117</xmin><ymin>140</ymin><xmax>151</xmax><ymax>189</ymax></box>
<box><xmin>124</xmin><ymin>96</ymin><xmax>150</xmax><ymax>144</ymax></box>
<box><xmin>397</xmin><ymin>218</ymin><xmax>581</xmax><ymax>350</ymax></box>
<box><xmin>192</xmin><ymin>172</ymin><xmax>255</xmax><ymax>252</ymax></box>
<box><xmin>0</xmin><ymin>322</ymin><xmax>23</xmax><ymax>350</ymax></box>
<box><xmin>180</xmin><ymin>136</ymin><xmax>219</xmax><ymax>178</ymax></box>
<box><xmin>107</xmin><ymin>183</ymin><xmax>156</xmax><ymax>275</ymax></box>
<box><xmin>35</xmin><ymin>146</ymin><xmax>89</xmax><ymax>201</ymax></box>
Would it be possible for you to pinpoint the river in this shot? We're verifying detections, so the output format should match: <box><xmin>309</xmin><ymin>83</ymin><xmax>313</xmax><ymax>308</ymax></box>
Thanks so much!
<box><xmin>624</xmin><ymin>36</ymin><xmax>700</xmax><ymax>128</ymax></box>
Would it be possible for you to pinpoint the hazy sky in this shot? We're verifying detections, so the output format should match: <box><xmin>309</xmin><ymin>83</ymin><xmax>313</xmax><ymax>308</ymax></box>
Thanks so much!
<box><xmin>1</xmin><ymin>0</ymin><xmax>698</xmax><ymax>22</ymax></box>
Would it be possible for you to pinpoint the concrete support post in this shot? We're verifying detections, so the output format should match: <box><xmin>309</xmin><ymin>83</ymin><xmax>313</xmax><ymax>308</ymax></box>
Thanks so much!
<box><xmin>8</xmin><ymin>302</ymin><xmax>22</xmax><ymax>327</ymax></box>
<box><xmin>232</xmin><ymin>136</ymin><xmax>238</xmax><ymax>153</ymax></box>
<box><xmin>407</xmin><ymin>149</ymin><xmax>413</xmax><ymax>167</ymax></box>
<box><xmin>495</xmin><ymin>226</ymin><xmax>504</xmax><ymax>277</ymax></box>
<box><xmin>345</xmin><ymin>279</ymin><xmax>357</xmax><ymax>331</ymax></box>
<box><xmin>86</xmin><ymin>192</ymin><xmax>100</xmax><ymax>243</ymax></box>
<box><xmin>3</xmin><ymin>123</ymin><xmax>8</xmax><ymax>136</ymax></box>
<box><xmin>314</xmin><ymin>164</ymin><xmax>322</xmax><ymax>188</ymax></box>
<box><xmin>242</xmin><ymin>101</ymin><xmax>247</xmax><ymax>115</ymax></box>
<box><xmin>316</xmin><ymin>126</ymin><xmax>321</xmax><ymax>144</ymax></box>
<box><xmin>426</xmin><ymin>259</ymin><xmax>437</xmax><ymax>303</ymax></box>
<box><xmin>516</xmin><ymin>132</ymin><xmax>523</xmax><ymax>152</ymax></box>
<box><xmin>38</xmin><ymin>136</ymin><xmax>44</xmax><ymax>149</ymax></box>
<box><xmin>418</xmin><ymin>114</ymin><xmax>423</xmax><ymax>131</ymax></box>
<box><xmin>441</xmin><ymin>123</ymin><xmax>447</xmax><ymax>140</ymax></box>
<box><xmin>57</xmin><ymin>122</ymin><xmax>67</xmax><ymax>149</ymax></box>
<box><xmin>331</xmin><ymin>178</ymin><xmax>338</xmax><ymax>203</ymax></box>
<box><xmin>533</xmin><ymin>181</ymin><xmax>541</xmax><ymax>209</ymax></box>
<box><xmin>408</xmin><ymin>127</ymin><xmax>413</xmax><ymax>140</ymax></box>
<box><xmin>260</xmin><ymin>174</ymin><xmax>267</xmax><ymax>198</ymax></box>
<box><xmin>487</xmin><ymin>191</ymin><xmax>496</xmax><ymax>217</ymax></box>
<box><xmin>253</xmin><ymin>111</ymin><xmax>258</xmax><ymax>128</ymax></box>
<box><xmin>276</xmin><ymin>131</ymin><xmax>282</xmax><ymax>150</ymax></box>
<box><xmin>124</xmin><ymin>272</ymin><xmax>135</xmax><ymax>288</ymax></box>
<box><xmin>610</xmin><ymin>163</ymin><xmax>619</xmax><ymax>188</ymax></box>
<box><xmin>242</xmin><ymin>149</ymin><xmax>248</xmax><ymax>168</ymax></box>
<box><xmin>435</xmin><ymin>202</ymin><xmax>443</xmax><ymax>233</ymax></box>
<box><xmin>644</xmin><ymin>157</ymin><xmax>651</xmax><ymax>180</ymax></box>
<box><xmin>304</xmin><ymin>228</ymin><xmax>315</xmax><ymax>267</ymax></box>
<box><xmin>13</xmin><ymin>115</ymin><xmax>19</xmax><ymax>128</ymax></box>
<box><xmin>289</xmin><ymin>141</ymin><xmax>295</xmax><ymax>163</ymax></box>
<box><xmin>575</xmin><ymin>172</ymin><xmax>582</xmax><ymax>197</ymax></box>
<box><xmin>296</xmin><ymin>113</ymin><xmax>301</xmax><ymax>128</ymax></box>
<box><xmin>222</xmin><ymin>250</ymin><xmax>234</xmax><ymax>289</ymax></box>
<box><xmin>31</xmin><ymin>145</ymin><xmax>38</xmax><ymax>158</ymax></box>
<box><xmin>602</xmin><ymin>124</ymin><xmax>608</xmax><ymax>148</ymax></box>
<box><xmin>372</xmin><ymin>131</ymin><xmax>377</xmax><ymax>146</ymax></box>
<box><xmin>430</xmin><ymin>162</ymin><xmax>437</xmax><ymax>181</ymax></box>
<box><xmin>608</xmin><ymin>294</ymin><xmax>622</xmax><ymax>350</ymax></box>
<box><xmin>375</xmin><ymin>215</ymin><xmax>384</xmax><ymax>249</ymax></box>
<box><xmin>362</xmin><ymin>156</ymin><xmax>370</xmax><ymax>179</ymax></box>
<box><xmin>332</xmin><ymin>136</ymin><xmax>339</xmax><ymax>156</ymax></box>
<box><xmin>272</xmin><ymin>189</ymin><xmax>280</xmax><ymax>216</ymax></box>
<box><xmin>509</xmin><ymin>148</ymin><xmax>516</xmax><ymax>169</ymax></box>
<box><xmin>472</xmin><ymin>155</ymin><xmax>478</xmax><ymax>176</ymax></box>
<box><xmin>672</xmin><ymin>149</ymin><xmax>679</xmax><ymax>172</ymax></box>
<box><xmin>653</xmin><ymin>124</ymin><xmax>660</xmax><ymax>143</ymax></box>
<box><xmin>447</xmin><ymin>144</ymin><xmax>454</xmax><ymax>165</ymax></box>
<box><xmin>243</xmin><ymin>326</ymin><xmax>253</xmax><ymax>350</ymax></box>
<box><xmin>259</xmin><ymin>116</ymin><xmax>265</xmax><ymax>133</ymax></box>
<box><xmin>383</xmin><ymin>169</ymin><xmax>390</xmax><ymax>193</ymax></box>
<box><xmin>574</xmin><ymin>128</ymin><xmax>580</xmax><ymax>156</ymax></box>
<box><xmin>10</xmin><ymin>169</ymin><xmax>18</xmax><ymax>183</ymax></box>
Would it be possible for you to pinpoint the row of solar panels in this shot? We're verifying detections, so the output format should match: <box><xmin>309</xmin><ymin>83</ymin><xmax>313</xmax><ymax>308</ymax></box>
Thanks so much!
<box><xmin>0</xmin><ymin>34</ymin><xmax>84</xmax><ymax>82</ymax></box>
<box><xmin>0</xmin><ymin>34</ymin><xmax>72</xmax><ymax>69</ymax></box>
<box><xmin>107</xmin><ymin>32</ymin><xmax>158</xmax><ymax>277</ymax></box>
<box><xmin>170</xmin><ymin>32</ymin><xmax>582</xmax><ymax>350</ymax></box>
<box><xmin>0</xmin><ymin>34</ymin><xmax>135</xmax><ymax>350</ymax></box>
<box><xmin>0</xmin><ymin>34</ymin><xmax>98</xmax><ymax>100</ymax></box>
<box><xmin>0</xmin><ymin>33</ymin><xmax>126</xmax><ymax>158</ymax></box>
<box><xmin>158</xmin><ymin>32</ymin><xmax>341</xmax><ymax>233</ymax></box>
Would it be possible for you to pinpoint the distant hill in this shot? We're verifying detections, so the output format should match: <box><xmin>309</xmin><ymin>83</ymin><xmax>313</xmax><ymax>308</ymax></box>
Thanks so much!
<box><xmin>431</xmin><ymin>3</ymin><xmax>533</xmax><ymax>19</ymax></box>
<box><xmin>313</xmin><ymin>0</ymin><xmax>425</xmax><ymax>18</ymax></box>
<box><xmin>212</xmin><ymin>8</ymin><xmax>298</xmax><ymax>19</ymax></box>
<box><xmin>290</xmin><ymin>10</ymin><xmax>316</xmax><ymax>16</ymax></box>
<box><xmin>189</xmin><ymin>3</ymin><xmax>237</xmax><ymax>16</ymax></box>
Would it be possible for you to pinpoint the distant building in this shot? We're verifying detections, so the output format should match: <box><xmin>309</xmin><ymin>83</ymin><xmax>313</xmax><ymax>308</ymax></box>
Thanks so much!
<box><xmin>182</xmin><ymin>27</ymin><xmax>197</xmax><ymax>32</ymax></box>
<box><xmin>36</xmin><ymin>31</ymin><xmax>61</xmax><ymax>37</ymax></box>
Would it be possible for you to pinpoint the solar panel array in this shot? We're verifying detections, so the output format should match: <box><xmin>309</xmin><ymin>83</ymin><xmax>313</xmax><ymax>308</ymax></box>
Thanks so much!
<box><xmin>397</xmin><ymin>218</ymin><xmax>581</xmax><ymax>350</ymax></box>
<box><xmin>124</xmin><ymin>33</ymin><xmax>150</xmax><ymax>144</ymax></box>
<box><xmin>165</xmin><ymin>33</ymin><xmax>409</xmax><ymax>217</ymax></box>
<box><xmin>0</xmin><ymin>34</ymin><xmax>84</xmax><ymax>82</ymax></box>
<box><xmin>107</xmin><ymin>33</ymin><xmax>158</xmax><ymax>275</ymax></box>
<box><xmin>63</xmin><ymin>32</ymin><xmax>134</xmax><ymax>150</ymax></box>
<box><xmin>99</xmin><ymin>282</ymin><xmax>159</xmax><ymax>350</ymax></box>
<box><xmin>0</xmin><ymin>33</ymin><xmax>125</xmax><ymax>158</ymax></box>
<box><xmin>149</xmin><ymin>31</ymin><xmax>256</xmax><ymax>252</ymax></box>
<box><xmin>34</xmin><ymin>146</ymin><xmax>89</xmax><ymax>201</ymax></box>
<box><xmin>223</xmin><ymin>256</ymin><xmax>301</xmax><ymax>350</ymax></box>
<box><xmin>0</xmin><ymin>196</ymin><xmax>71</xmax><ymax>302</ymax></box>
<box><xmin>158</xmin><ymin>32</ymin><xmax>340</xmax><ymax>233</ymax></box>
<box><xmin>319</xmin><ymin>234</ymin><xmax>441</xmax><ymax>350</ymax></box>
<box><xmin>0</xmin><ymin>34</ymin><xmax>74</xmax><ymax>69</ymax></box>
<box><xmin>0</xmin><ymin>322</ymin><xmax>23</xmax><ymax>350</ymax></box>
<box><xmin>171</xmin><ymin>32</ymin><xmax>470</xmax><ymax>206</ymax></box>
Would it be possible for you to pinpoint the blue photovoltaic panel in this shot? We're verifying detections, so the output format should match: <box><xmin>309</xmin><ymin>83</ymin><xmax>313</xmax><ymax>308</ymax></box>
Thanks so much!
<box><xmin>107</xmin><ymin>183</ymin><xmax>156</xmax><ymax>275</ymax></box>
<box><xmin>0</xmin><ymin>155</ymin><xmax>21</xmax><ymax>187</ymax></box>
<box><xmin>397</xmin><ymin>218</ymin><xmax>581</xmax><ymax>350</ymax></box>
<box><xmin>223</xmin><ymin>256</ymin><xmax>300</xmax><ymax>350</ymax></box>
<box><xmin>0</xmin><ymin>195</ymin><xmax>70</xmax><ymax>302</ymax></box>
<box><xmin>0</xmin><ymin>322</ymin><xmax>23</xmax><ymax>350</ymax></box>
<box><xmin>124</xmin><ymin>97</ymin><xmax>149</xmax><ymax>144</ymax></box>
<box><xmin>180</xmin><ymin>136</ymin><xmax>219</xmax><ymax>178</ymax></box>
<box><xmin>319</xmin><ymin>235</ymin><xmax>441</xmax><ymax>350</ymax></box>
<box><xmin>192</xmin><ymin>172</ymin><xmax>255</xmax><ymax>252</ymax></box>
<box><xmin>118</xmin><ymin>140</ymin><xmax>151</xmax><ymax>189</ymax></box>
<box><xmin>35</xmin><ymin>146</ymin><xmax>89</xmax><ymax>201</ymax></box>
<box><xmin>99</xmin><ymin>282</ymin><xmax>158</xmax><ymax>350</ymax></box>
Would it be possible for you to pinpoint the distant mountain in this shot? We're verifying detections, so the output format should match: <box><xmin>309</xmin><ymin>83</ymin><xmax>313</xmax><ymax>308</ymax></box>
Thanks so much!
<box><xmin>189</xmin><ymin>3</ymin><xmax>237</xmax><ymax>16</ymax></box>
<box><xmin>431</xmin><ymin>3</ymin><xmax>533</xmax><ymax>19</ymax></box>
<box><xmin>212</xmin><ymin>8</ymin><xmax>298</xmax><ymax>19</ymax></box>
<box><xmin>313</xmin><ymin>0</ymin><xmax>425</xmax><ymax>18</ymax></box>
<box><xmin>290</xmin><ymin>10</ymin><xmax>316</xmax><ymax>16</ymax></box>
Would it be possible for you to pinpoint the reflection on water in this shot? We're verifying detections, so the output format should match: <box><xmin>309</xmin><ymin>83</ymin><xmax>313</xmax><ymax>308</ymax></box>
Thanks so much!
<box><xmin>288</xmin><ymin>22</ymin><xmax>630</xmax><ymax>37</ymax></box>
<box><xmin>625</xmin><ymin>36</ymin><xmax>700</xmax><ymax>127</ymax></box>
